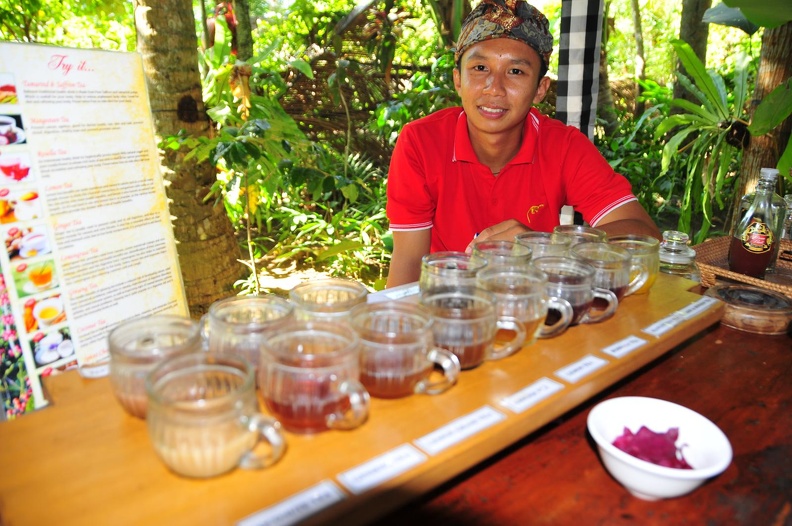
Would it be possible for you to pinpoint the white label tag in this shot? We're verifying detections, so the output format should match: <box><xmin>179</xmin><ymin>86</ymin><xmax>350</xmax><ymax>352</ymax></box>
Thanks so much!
<box><xmin>642</xmin><ymin>312</ymin><xmax>687</xmax><ymax>337</ymax></box>
<box><xmin>500</xmin><ymin>377</ymin><xmax>565</xmax><ymax>414</ymax></box>
<box><xmin>414</xmin><ymin>406</ymin><xmax>506</xmax><ymax>456</ymax></box>
<box><xmin>677</xmin><ymin>296</ymin><xmax>719</xmax><ymax>319</ymax></box>
<box><xmin>601</xmin><ymin>335</ymin><xmax>648</xmax><ymax>358</ymax></box>
<box><xmin>337</xmin><ymin>444</ymin><xmax>427</xmax><ymax>495</ymax></box>
<box><xmin>554</xmin><ymin>354</ymin><xmax>609</xmax><ymax>383</ymax></box>
<box><xmin>237</xmin><ymin>481</ymin><xmax>346</xmax><ymax>526</ymax></box>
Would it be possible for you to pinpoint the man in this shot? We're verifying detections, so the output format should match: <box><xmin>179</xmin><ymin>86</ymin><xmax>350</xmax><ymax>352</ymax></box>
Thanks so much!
<box><xmin>385</xmin><ymin>0</ymin><xmax>660</xmax><ymax>288</ymax></box>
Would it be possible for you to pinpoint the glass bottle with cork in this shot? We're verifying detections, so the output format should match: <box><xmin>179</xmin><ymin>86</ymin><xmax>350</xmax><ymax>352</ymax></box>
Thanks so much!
<box><xmin>728</xmin><ymin>168</ymin><xmax>787</xmax><ymax>278</ymax></box>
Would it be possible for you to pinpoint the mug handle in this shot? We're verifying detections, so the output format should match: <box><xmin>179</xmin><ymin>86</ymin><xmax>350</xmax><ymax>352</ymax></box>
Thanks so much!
<box><xmin>326</xmin><ymin>379</ymin><xmax>370</xmax><ymax>430</ymax></box>
<box><xmin>488</xmin><ymin>316</ymin><xmax>526</xmax><ymax>361</ymax></box>
<box><xmin>625</xmin><ymin>260</ymin><xmax>650</xmax><ymax>296</ymax></box>
<box><xmin>538</xmin><ymin>296</ymin><xmax>573</xmax><ymax>338</ymax></box>
<box><xmin>239</xmin><ymin>414</ymin><xmax>287</xmax><ymax>470</ymax></box>
<box><xmin>581</xmin><ymin>288</ymin><xmax>618</xmax><ymax>324</ymax></box>
<box><xmin>416</xmin><ymin>347</ymin><xmax>461</xmax><ymax>395</ymax></box>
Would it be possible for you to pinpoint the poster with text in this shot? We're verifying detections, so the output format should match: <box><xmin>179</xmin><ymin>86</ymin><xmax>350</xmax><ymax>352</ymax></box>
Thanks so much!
<box><xmin>0</xmin><ymin>42</ymin><xmax>189</xmax><ymax>419</ymax></box>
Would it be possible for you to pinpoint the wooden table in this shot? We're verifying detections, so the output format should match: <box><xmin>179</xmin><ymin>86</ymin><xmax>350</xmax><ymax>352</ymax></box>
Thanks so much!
<box><xmin>0</xmin><ymin>275</ymin><xmax>736</xmax><ymax>525</ymax></box>
<box><xmin>375</xmin><ymin>317</ymin><xmax>792</xmax><ymax>525</ymax></box>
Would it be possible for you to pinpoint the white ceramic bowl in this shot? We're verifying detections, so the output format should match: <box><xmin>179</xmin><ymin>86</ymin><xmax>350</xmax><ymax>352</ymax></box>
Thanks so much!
<box><xmin>587</xmin><ymin>396</ymin><xmax>732</xmax><ymax>500</ymax></box>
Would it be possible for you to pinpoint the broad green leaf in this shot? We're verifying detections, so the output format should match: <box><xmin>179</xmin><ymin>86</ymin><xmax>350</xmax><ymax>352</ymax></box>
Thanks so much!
<box><xmin>777</xmin><ymin>133</ymin><xmax>792</xmax><ymax>182</ymax></box>
<box><xmin>748</xmin><ymin>77</ymin><xmax>792</xmax><ymax>136</ymax></box>
<box><xmin>668</xmin><ymin>98</ymin><xmax>719</xmax><ymax>123</ymax></box>
<box><xmin>675</xmin><ymin>72</ymin><xmax>717</xmax><ymax>116</ymax></box>
<box><xmin>672</xmin><ymin>40</ymin><xmax>728</xmax><ymax>120</ymax></box>
<box><xmin>317</xmin><ymin>240</ymin><xmax>366</xmax><ymax>261</ymax></box>
<box><xmin>721</xmin><ymin>0</ymin><xmax>792</xmax><ymax>28</ymax></box>
<box><xmin>661</xmin><ymin>128</ymin><xmax>697</xmax><ymax>173</ymax></box>
<box><xmin>654</xmin><ymin>115</ymin><xmax>703</xmax><ymax>138</ymax></box>
<box><xmin>732</xmin><ymin>53</ymin><xmax>751</xmax><ymax>116</ymax></box>
<box><xmin>289</xmin><ymin>58</ymin><xmax>314</xmax><ymax>79</ymax></box>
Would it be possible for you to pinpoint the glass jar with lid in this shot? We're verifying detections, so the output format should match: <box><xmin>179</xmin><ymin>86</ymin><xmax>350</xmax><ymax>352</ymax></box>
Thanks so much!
<box><xmin>659</xmin><ymin>230</ymin><xmax>700</xmax><ymax>282</ymax></box>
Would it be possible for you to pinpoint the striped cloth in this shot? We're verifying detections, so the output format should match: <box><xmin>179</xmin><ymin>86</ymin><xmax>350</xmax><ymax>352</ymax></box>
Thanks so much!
<box><xmin>555</xmin><ymin>0</ymin><xmax>603</xmax><ymax>140</ymax></box>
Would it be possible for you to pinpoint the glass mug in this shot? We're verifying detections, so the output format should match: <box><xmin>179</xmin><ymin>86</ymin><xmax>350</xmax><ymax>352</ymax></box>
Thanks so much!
<box><xmin>419</xmin><ymin>251</ymin><xmax>488</xmax><ymax>292</ymax></box>
<box><xmin>108</xmin><ymin>315</ymin><xmax>202</xmax><ymax>418</ymax></box>
<box><xmin>420</xmin><ymin>287</ymin><xmax>526</xmax><ymax>370</ymax></box>
<box><xmin>514</xmin><ymin>231</ymin><xmax>573</xmax><ymax>258</ymax></box>
<box><xmin>146</xmin><ymin>352</ymin><xmax>286</xmax><ymax>478</ymax></box>
<box><xmin>202</xmin><ymin>295</ymin><xmax>294</xmax><ymax>369</ymax></box>
<box><xmin>471</xmin><ymin>240</ymin><xmax>533</xmax><ymax>268</ymax></box>
<box><xmin>476</xmin><ymin>265</ymin><xmax>574</xmax><ymax>341</ymax></box>
<box><xmin>531</xmin><ymin>256</ymin><xmax>619</xmax><ymax>325</ymax></box>
<box><xmin>569</xmin><ymin>242</ymin><xmax>650</xmax><ymax>301</ymax></box>
<box><xmin>553</xmin><ymin>224</ymin><xmax>607</xmax><ymax>246</ymax></box>
<box><xmin>607</xmin><ymin>234</ymin><xmax>660</xmax><ymax>294</ymax></box>
<box><xmin>349</xmin><ymin>301</ymin><xmax>461</xmax><ymax>399</ymax></box>
<box><xmin>258</xmin><ymin>321</ymin><xmax>370</xmax><ymax>434</ymax></box>
<box><xmin>289</xmin><ymin>278</ymin><xmax>368</xmax><ymax>321</ymax></box>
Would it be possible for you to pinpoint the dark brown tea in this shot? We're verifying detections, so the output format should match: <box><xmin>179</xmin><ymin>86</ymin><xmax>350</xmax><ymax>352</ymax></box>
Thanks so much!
<box><xmin>264</xmin><ymin>380</ymin><xmax>351</xmax><ymax>433</ymax></box>
<box><xmin>360</xmin><ymin>368</ymin><xmax>431</xmax><ymax>398</ymax></box>
<box><xmin>439</xmin><ymin>341</ymin><xmax>488</xmax><ymax>370</ymax></box>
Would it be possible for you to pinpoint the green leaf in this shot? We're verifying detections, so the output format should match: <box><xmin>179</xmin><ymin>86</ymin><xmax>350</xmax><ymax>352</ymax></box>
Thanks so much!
<box><xmin>672</xmin><ymin>40</ymin><xmax>728</xmax><ymax>120</ymax></box>
<box><xmin>316</xmin><ymin>240</ymin><xmax>366</xmax><ymax>261</ymax></box>
<box><xmin>703</xmin><ymin>3</ymin><xmax>760</xmax><ymax>34</ymax></box>
<box><xmin>748</xmin><ymin>77</ymin><xmax>792</xmax><ymax>136</ymax></box>
<box><xmin>289</xmin><ymin>58</ymin><xmax>314</xmax><ymax>79</ymax></box>
<box><xmin>661</xmin><ymin>128</ymin><xmax>697</xmax><ymax>173</ymax></box>
<box><xmin>668</xmin><ymin>98</ymin><xmax>719</xmax><ymax>123</ymax></box>
<box><xmin>721</xmin><ymin>0</ymin><xmax>792</xmax><ymax>28</ymax></box>
<box><xmin>732</xmin><ymin>53</ymin><xmax>751</xmax><ymax>116</ymax></box>
<box><xmin>777</xmin><ymin>133</ymin><xmax>792</xmax><ymax>181</ymax></box>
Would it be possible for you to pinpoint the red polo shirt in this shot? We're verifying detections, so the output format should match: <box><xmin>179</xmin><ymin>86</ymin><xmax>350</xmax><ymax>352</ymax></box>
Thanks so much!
<box><xmin>386</xmin><ymin>107</ymin><xmax>637</xmax><ymax>252</ymax></box>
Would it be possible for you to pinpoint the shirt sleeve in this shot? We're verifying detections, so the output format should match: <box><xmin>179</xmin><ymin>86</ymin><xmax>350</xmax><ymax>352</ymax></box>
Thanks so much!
<box><xmin>561</xmin><ymin>129</ymin><xmax>637</xmax><ymax>226</ymax></box>
<box><xmin>385</xmin><ymin>124</ymin><xmax>434</xmax><ymax>231</ymax></box>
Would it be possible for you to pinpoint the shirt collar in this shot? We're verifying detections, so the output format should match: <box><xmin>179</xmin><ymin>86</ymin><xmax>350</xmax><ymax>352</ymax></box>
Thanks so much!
<box><xmin>453</xmin><ymin>108</ymin><xmax>540</xmax><ymax>166</ymax></box>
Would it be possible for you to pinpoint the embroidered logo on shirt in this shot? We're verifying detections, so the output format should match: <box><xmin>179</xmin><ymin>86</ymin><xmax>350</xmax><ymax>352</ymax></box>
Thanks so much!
<box><xmin>526</xmin><ymin>204</ymin><xmax>545</xmax><ymax>223</ymax></box>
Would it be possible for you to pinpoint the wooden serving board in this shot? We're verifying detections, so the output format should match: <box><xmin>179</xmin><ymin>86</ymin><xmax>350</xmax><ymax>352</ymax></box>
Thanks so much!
<box><xmin>0</xmin><ymin>273</ymin><xmax>723</xmax><ymax>526</ymax></box>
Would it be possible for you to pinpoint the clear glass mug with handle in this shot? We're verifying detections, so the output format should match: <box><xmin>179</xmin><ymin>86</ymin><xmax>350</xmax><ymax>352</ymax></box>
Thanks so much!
<box><xmin>146</xmin><ymin>352</ymin><xmax>286</xmax><ymax>478</ymax></box>
<box><xmin>420</xmin><ymin>286</ymin><xmax>526</xmax><ymax>370</ymax></box>
<box><xmin>531</xmin><ymin>256</ymin><xmax>619</xmax><ymax>325</ymax></box>
<box><xmin>476</xmin><ymin>265</ymin><xmax>573</xmax><ymax>341</ymax></box>
<box><xmin>419</xmin><ymin>251</ymin><xmax>488</xmax><ymax>292</ymax></box>
<box><xmin>349</xmin><ymin>301</ymin><xmax>461</xmax><ymax>398</ymax></box>
<box><xmin>289</xmin><ymin>278</ymin><xmax>369</xmax><ymax>322</ymax></box>
<box><xmin>607</xmin><ymin>234</ymin><xmax>660</xmax><ymax>294</ymax></box>
<box><xmin>569</xmin><ymin>242</ymin><xmax>650</xmax><ymax>301</ymax></box>
<box><xmin>471</xmin><ymin>239</ymin><xmax>533</xmax><ymax>268</ymax></box>
<box><xmin>258</xmin><ymin>320</ymin><xmax>370</xmax><ymax>434</ymax></box>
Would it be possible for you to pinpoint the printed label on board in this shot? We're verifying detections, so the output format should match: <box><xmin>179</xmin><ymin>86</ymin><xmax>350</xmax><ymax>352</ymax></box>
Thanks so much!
<box><xmin>237</xmin><ymin>481</ymin><xmax>346</xmax><ymax>526</ymax></box>
<box><xmin>601</xmin><ymin>335</ymin><xmax>647</xmax><ymax>358</ymax></box>
<box><xmin>337</xmin><ymin>444</ymin><xmax>427</xmax><ymax>495</ymax></box>
<box><xmin>554</xmin><ymin>354</ymin><xmax>609</xmax><ymax>383</ymax></box>
<box><xmin>500</xmin><ymin>377</ymin><xmax>565</xmax><ymax>413</ymax></box>
<box><xmin>414</xmin><ymin>406</ymin><xmax>506</xmax><ymax>456</ymax></box>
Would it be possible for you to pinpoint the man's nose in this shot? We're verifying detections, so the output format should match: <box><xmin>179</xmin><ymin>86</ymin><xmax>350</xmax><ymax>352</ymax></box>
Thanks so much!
<box><xmin>483</xmin><ymin>73</ymin><xmax>506</xmax><ymax>94</ymax></box>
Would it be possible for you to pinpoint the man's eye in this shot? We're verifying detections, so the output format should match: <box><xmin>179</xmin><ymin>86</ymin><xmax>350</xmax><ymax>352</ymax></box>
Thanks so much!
<box><xmin>472</xmin><ymin>65</ymin><xmax>487</xmax><ymax>71</ymax></box>
<box><xmin>509</xmin><ymin>68</ymin><xmax>524</xmax><ymax>75</ymax></box>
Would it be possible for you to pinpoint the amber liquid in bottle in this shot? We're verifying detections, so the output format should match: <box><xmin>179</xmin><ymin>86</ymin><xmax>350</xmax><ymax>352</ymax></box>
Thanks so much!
<box><xmin>728</xmin><ymin>230</ymin><xmax>774</xmax><ymax>278</ymax></box>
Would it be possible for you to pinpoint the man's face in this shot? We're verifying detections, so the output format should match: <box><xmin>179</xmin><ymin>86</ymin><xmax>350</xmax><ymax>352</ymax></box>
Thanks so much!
<box><xmin>453</xmin><ymin>37</ymin><xmax>550</xmax><ymax>139</ymax></box>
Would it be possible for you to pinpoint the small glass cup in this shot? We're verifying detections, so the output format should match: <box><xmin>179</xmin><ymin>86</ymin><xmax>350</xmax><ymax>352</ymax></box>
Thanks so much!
<box><xmin>419</xmin><ymin>251</ymin><xmax>488</xmax><ymax>292</ymax></box>
<box><xmin>420</xmin><ymin>287</ymin><xmax>526</xmax><ymax>370</ymax></box>
<box><xmin>607</xmin><ymin>234</ymin><xmax>660</xmax><ymax>294</ymax></box>
<box><xmin>471</xmin><ymin>240</ymin><xmax>532</xmax><ymax>268</ymax></box>
<box><xmin>108</xmin><ymin>315</ymin><xmax>202</xmax><ymax>418</ymax></box>
<box><xmin>349</xmin><ymin>302</ymin><xmax>461</xmax><ymax>399</ymax></box>
<box><xmin>259</xmin><ymin>321</ymin><xmax>370</xmax><ymax>434</ymax></box>
<box><xmin>476</xmin><ymin>265</ymin><xmax>573</xmax><ymax>341</ymax></box>
<box><xmin>553</xmin><ymin>224</ymin><xmax>607</xmax><ymax>246</ymax></box>
<box><xmin>531</xmin><ymin>256</ymin><xmax>619</xmax><ymax>325</ymax></box>
<box><xmin>289</xmin><ymin>278</ymin><xmax>368</xmax><ymax>322</ymax></box>
<box><xmin>569</xmin><ymin>242</ymin><xmax>650</xmax><ymax>301</ymax></box>
<box><xmin>146</xmin><ymin>352</ymin><xmax>286</xmax><ymax>478</ymax></box>
<box><xmin>515</xmin><ymin>231</ymin><xmax>574</xmax><ymax>258</ymax></box>
<box><xmin>202</xmin><ymin>295</ymin><xmax>295</xmax><ymax>369</ymax></box>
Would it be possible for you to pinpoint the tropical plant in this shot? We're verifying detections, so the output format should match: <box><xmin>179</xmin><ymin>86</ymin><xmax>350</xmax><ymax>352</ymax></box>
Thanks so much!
<box><xmin>653</xmin><ymin>39</ymin><xmax>752</xmax><ymax>243</ymax></box>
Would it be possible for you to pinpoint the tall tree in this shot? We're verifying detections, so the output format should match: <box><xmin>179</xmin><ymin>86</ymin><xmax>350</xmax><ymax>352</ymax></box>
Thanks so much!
<box><xmin>630</xmin><ymin>0</ymin><xmax>646</xmax><ymax>117</ymax></box>
<box><xmin>233</xmin><ymin>0</ymin><xmax>254</xmax><ymax>61</ymax></box>
<box><xmin>673</xmin><ymin>0</ymin><xmax>712</xmax><ymax>103</ymax></box>
<box><xmin>597</xmin><ymin>1</ymin><xmax>618</xmax><ymax>136</ymax></box>
<box><xmin>134</xmin><ymin>0</ymin><xmax>243</xmax><ymax>317</ymax></box>
<box><xmin>739</xmin><ymin>22</ymin><xmax>792</xmax><ymax>193</ymax></box>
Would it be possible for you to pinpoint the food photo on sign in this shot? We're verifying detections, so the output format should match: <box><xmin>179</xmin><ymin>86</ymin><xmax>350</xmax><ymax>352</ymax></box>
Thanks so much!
<box><xmin>21</xmin><ymin>293</ymin><xmax>66</xmax><ymax>333</ymax></box>
<box><xmin>4</xmin><ymin>225</ymin><xmax>51</xmax><ymax>262</ymax></box>
<box><xmin>0</xmin><ymin>151</ymin><xmax>34</xmax><ymax>183</ymax></box>
<box><xmin>0</xmin><ymin>73</ymin><xmax>17</xmax><ymax>105</ymax></box>
<box><xmin>0</xmin><ymin>113</ymin><xmax>25</xmax><ymax>146</ymax></box>
<box><xmin>11</xmin><ymin>257</ymin><xmax>59</xmax><ymax>298</ymax></box>
<box><xmin>0</xmin><ymin>187</ymin><xmax>41</xmax><ymax>223</ymax></box>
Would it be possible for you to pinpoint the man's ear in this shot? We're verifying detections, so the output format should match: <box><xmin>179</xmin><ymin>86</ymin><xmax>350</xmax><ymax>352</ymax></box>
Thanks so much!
<box><xmin>453</xmin><ymin>67</ymin><xmax>462</xmax><ymax>92</ymax></box>
<box><xmin>533</xmin><ymin>76</ymin><xmax>551</xmax><ymax>104</ymax></box>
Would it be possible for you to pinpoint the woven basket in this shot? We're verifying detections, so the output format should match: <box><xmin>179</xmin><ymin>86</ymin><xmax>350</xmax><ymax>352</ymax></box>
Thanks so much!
<box><xmin>693</xmin><ymin>236</ymin><xmax>792</xmax><ymax>299</ymax></box>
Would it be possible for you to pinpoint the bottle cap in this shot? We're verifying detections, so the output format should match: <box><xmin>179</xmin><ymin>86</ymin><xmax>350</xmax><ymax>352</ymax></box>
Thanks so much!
<box><xmin>759</xmin><ymin>167</ymin><xmax>779</xmax><ymax>181</ymax></box>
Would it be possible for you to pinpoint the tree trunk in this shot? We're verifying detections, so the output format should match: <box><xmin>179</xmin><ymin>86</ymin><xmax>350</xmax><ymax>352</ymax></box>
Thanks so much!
<box><xmin>233</xmin><ymin>0</ymin><xmax>253</xmax><ymax>61</ymax></box>
<box><xmin>673</xmin><ymin>0</ymin><xmax>712</xmax><ymax>104</ymax></box>
<box><xmin>738</xmin><ymin>22</ymin><xmax>792</xmax><ymax>196</ymax></box>
<box><xmin>598</xmin><ymin>2</ymin><xmax>618</xmax><ymax>136</ymax></box>
<box><xmin>630</xmin><ymin>0</ymin><xmax>646</xmax><ymax>117</ymax></box>
<box><xmin>134</xmin><ymin>0</ymin><xmax>243</xmax><ymax>317</ymax></box>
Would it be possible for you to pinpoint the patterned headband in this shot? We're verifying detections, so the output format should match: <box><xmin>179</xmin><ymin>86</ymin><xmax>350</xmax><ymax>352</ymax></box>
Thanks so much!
<box><xmin>454</xmin><ymin>0</ymin><xmax>553</xmax><ymax>71</ymax></box>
